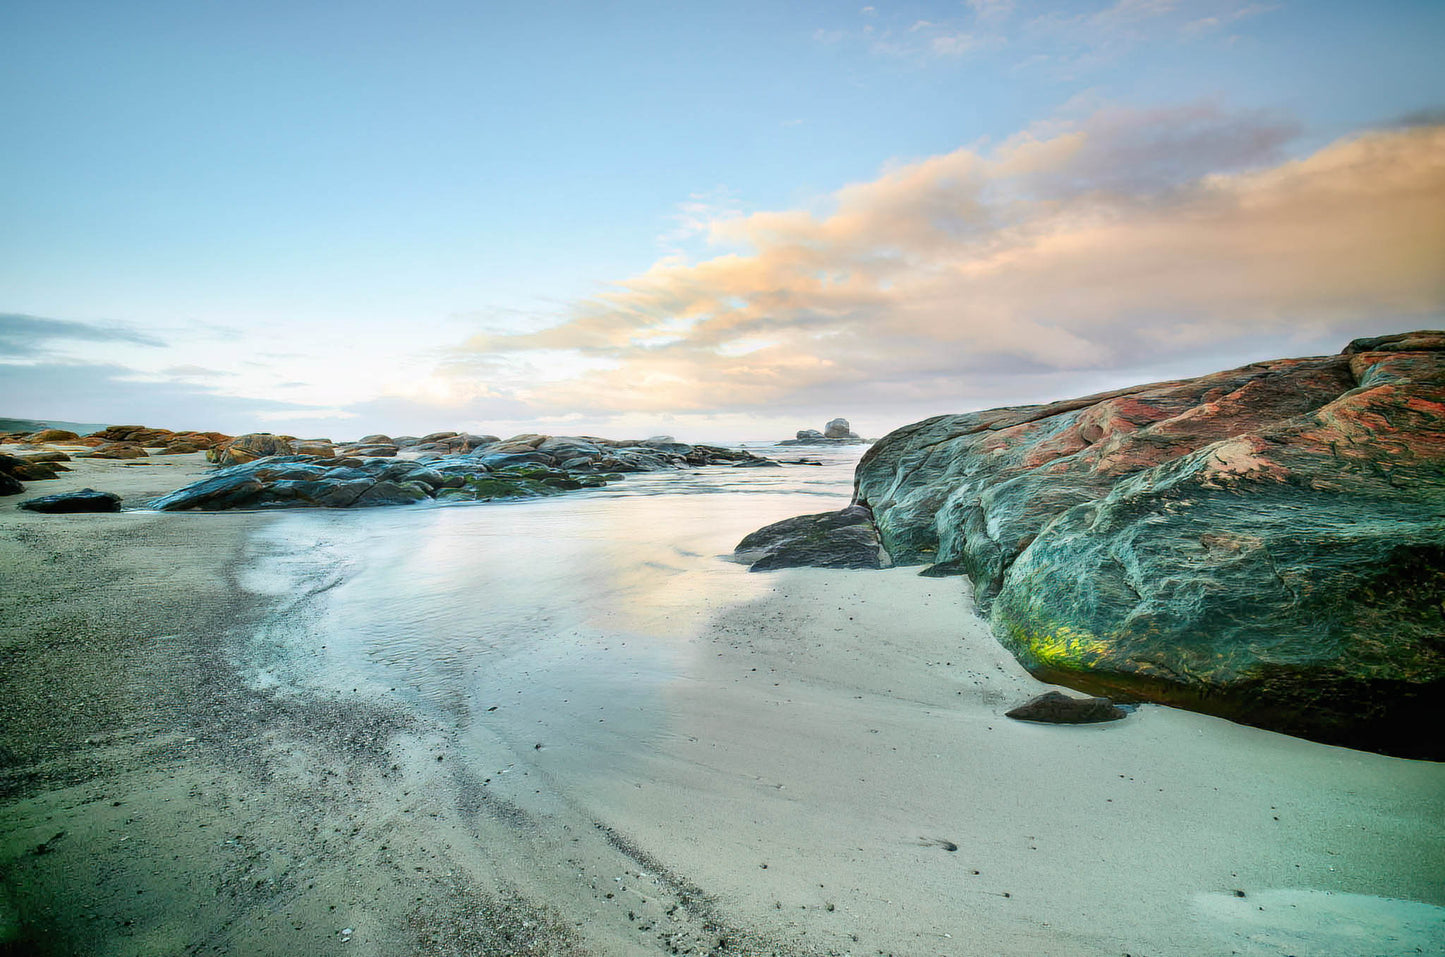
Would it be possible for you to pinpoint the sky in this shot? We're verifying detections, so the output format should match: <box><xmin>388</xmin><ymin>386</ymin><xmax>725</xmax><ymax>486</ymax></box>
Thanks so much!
<box><xmin>2</xmin><ymin>0</ymin><xmax>1442</xmax><ymax>443</ymax></box>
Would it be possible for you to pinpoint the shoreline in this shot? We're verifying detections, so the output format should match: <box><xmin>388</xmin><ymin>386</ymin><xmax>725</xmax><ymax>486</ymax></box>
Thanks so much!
<box><xmin>1</xmin><ymin>457</ymin><xmax>1442</xmax><ymax>956</ymax></box>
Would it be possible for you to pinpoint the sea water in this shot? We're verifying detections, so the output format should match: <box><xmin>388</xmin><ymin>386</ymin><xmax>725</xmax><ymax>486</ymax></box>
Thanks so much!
<box><xmin>233</xmin><ymin>444</ymin><xmax>867</xmax><ymax>772</ymax></box>
<box><xmin>230</xmin><ymin>443</ymin><xmax>1445</xmax><ymax>957</ymax></box>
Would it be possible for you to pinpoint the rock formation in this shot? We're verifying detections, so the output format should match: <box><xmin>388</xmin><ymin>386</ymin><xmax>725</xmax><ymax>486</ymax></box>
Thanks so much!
<box><xmin>152</xmin><ymin>435</ymin><xmax>781</xmax><ymax>511</ymax></box>
<box><xmin>744</xmin><ymin>332</ymin><xmax>1445</xmax><ymax>759</ymax></box>
<box><xmin>780</xmin><ymin>418</ymin><xmax>867</xmax><ymax>445</ymax></box>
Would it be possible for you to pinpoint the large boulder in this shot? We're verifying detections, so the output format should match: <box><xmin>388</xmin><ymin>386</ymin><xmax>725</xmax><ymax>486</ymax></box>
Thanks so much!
<box><xmin>734</xmin><ymin>505</ymin><xmax>892</xmax><ymax>571</ymax></box>
<box><xmin>824</xmin><ymin>417</ymin><xmax>856</xmax><ymax>439</ymax></box>
<box><xmin>844</xmin><ymin>331</ymin><xmax>1445</xmax><ymax>758</ymax></box>
<box><xmin>209</xmin><ymin>433</ymin><xmax>293</xmax><ymax>466</ymax></box>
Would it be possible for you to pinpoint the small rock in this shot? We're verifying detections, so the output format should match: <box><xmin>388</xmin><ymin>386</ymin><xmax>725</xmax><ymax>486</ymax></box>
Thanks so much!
<box><xmin>735</xmin><ymin>504</ymin><xmax>891</xmax><ymax>571</ymax></box>
<box><xmin>1005</xmin><ymin>691</ymin><xmax>1126</xmax><ymax>724</ymax></box>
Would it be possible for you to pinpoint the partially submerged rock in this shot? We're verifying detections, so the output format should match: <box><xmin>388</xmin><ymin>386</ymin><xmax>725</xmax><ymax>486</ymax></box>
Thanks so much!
<box><xmin>734</xmin><ymin>505</ymin><xmax>892</xmax><ymax>571</ymax></box>
<box><xmin>19</xmin><ymin>488</ymin><xmax>122</xmax><ymax>513</ymax></box>
<box><xmin>1005</xmin><ymin>691</ymin><xmax>1126</xmax><ymax>724</ymax></box>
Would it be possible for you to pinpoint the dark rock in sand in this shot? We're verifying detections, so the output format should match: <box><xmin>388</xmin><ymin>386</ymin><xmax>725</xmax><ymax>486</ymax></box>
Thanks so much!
<box><xmin>19</xmin><ymin>488</ymin><xmax>122</xmax><ymax>513</ymax></box>
<box><xmin>844</xmin><ymin>331</ymin><xmax>1445</xmax><ymax>758</ymax></box>
<box><xmin>0</xmin><ymin>471</ymin><xmax>23</xmax><ymax>496</ymax></box>
<box><xmin>1005</xmin><ymin>691</ymin><xmax>1126</xmax><ymax>724</ymax></box>
<box><xmin>734</xmin><ymin>505</ymin><xmax>891</xmax><ymax>571</ymax></box>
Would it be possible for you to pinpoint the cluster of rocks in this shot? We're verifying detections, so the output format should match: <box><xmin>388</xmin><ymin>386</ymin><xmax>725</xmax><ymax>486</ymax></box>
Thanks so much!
<box><xmin>146</xmin><ymin>433</ymin><xmax>779</xmax><ymax>511</ymax></box>
<box><xmin>780</xmin><ymin>417</ymin><xmax>867</xmax><ymax>445</ymax></box>
<box><xmin>204</xmin><ymin>431</ymin><xmax>503</xmax><ymax>465</ymax></box>
<box><xmin>2</xmin><ymin>423</ymin><xmax>785</xmax><ymax>510</ymax></box>
<box><xmin>0</xmin><ymin>424</ymin><xmax>236</xmax><ymax>459</ymax></box>
<box><xmin>201</xmin><ymin>431</ymin><xmax>774</xmax><ymax>474</ymax></box>
<box><xmin>738</xmin><ymin>332</ymin><xmax>1445</xmax><ymax>759</ymax></box>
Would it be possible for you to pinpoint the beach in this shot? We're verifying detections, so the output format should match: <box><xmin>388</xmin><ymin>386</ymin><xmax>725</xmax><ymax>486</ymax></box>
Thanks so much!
<box><xmin>1</xmin><ymin>453</ymin><xmax>1442</xmax><ymax>957</ymax></box>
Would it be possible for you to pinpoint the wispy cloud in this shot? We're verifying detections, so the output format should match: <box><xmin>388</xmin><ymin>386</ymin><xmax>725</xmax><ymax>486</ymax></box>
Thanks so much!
<box><xmin>813</xmin><ymin>3</ymin><xmax>1005</xmax><ymax>63</ymax></box>
<box><xmin>442</xmin><ymin>106</ymin><xmax>1445</xmax><ymax>419</ymax></box>
<box><xmin>1025</xmin><ymin>0</ymin><xmax>1281</xmax><ymax>74</ymax></box>
<box><xmin>815</xmin><ymin>1</ymin><xmax>1276</xmax><ymax>70</ymax></box>
<box><xmin>967</xmin><ymin>0</ymin><xmax>1016</xmax><ymax>21</ymax></box>
<box><xmin>0</xmin><ymin>313</ymin><xmax>166</xmax><ymax>358</ymax></box>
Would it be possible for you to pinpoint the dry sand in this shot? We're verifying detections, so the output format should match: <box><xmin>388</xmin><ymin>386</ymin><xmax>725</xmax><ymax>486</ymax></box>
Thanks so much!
<box><xmin>1</xmin><ymin>454</ymin><xmax>1442</xmax><ymax>956</ymax></box>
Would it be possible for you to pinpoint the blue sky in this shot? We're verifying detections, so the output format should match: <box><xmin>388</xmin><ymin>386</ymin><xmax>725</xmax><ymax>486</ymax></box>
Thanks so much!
<box><xmin>2</xmin><ymin>1</ymin><xmax>1442</xmax><ymax>441</ymax></box>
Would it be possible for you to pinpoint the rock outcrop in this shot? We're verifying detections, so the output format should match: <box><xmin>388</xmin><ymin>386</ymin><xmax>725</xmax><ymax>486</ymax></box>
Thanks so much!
<box><xmin>753</xmin><ymin>332</ymin><xmax>1445</xmax><ymax>758</ymax></box>
<box><xmin>780</xmin><ymin>418</ymin><xmax>868</xmax><ymax>445</ymax></box>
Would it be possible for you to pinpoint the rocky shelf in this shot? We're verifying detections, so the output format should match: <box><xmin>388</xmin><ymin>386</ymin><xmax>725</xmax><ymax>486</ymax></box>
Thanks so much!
<box><xmin>2</xmin><ymin>433</ymin><xmax>782</xmax><ymax>511</ymax></box>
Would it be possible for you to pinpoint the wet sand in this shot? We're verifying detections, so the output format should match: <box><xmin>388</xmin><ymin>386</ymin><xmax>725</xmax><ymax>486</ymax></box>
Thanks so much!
<box><xmin>1</xmin><ymin>455</ymin><xmax>1442</xmax><ymax>957</ymax></box>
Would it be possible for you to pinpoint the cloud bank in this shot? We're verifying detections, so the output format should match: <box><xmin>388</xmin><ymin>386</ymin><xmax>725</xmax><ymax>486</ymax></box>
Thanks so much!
<box><xmin>444</xmin><ymin>105</ymin><xmax>1445</xmax><ymax>422</ymax></box>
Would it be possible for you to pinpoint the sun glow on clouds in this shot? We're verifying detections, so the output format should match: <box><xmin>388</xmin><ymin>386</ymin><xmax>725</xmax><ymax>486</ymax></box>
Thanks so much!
<box><xmin>439</xmin><ymin>105</ymin><xmax>1445</xmax><ymax>422</ymax></box>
